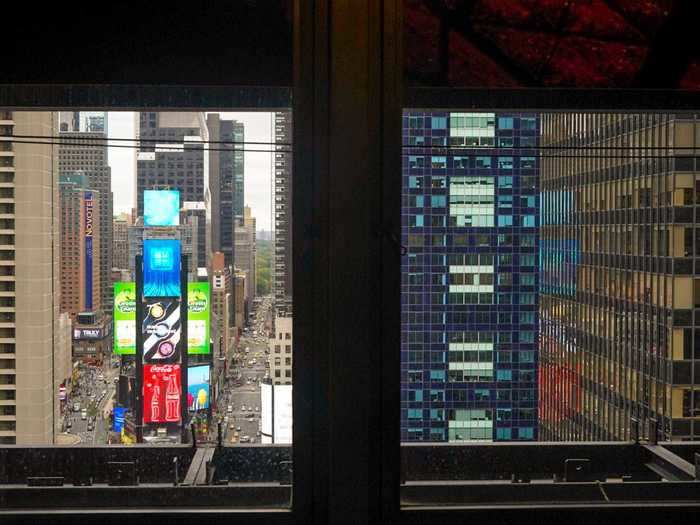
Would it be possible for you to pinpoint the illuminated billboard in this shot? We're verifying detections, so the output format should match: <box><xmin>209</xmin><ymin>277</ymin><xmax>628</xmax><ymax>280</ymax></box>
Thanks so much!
<box><xmin>143</xmin><ymin>364</ymin><xmax>181</xmax><ymax>424</ymax></box>
<box><xmin>84</xmin><ymin>191</ymin><xmax>95</xmax><ymax>310</ymax></box>
<box><xmin>143</xmin><ymin>239</ymin><xmax>181</xmax><ymax>297</ymax></box>
<box><xmin>144</xmin><ymin>190</ymin><xmax>180</xmax><ymax>227</ymax></box>
<box><xmin>113</xmin><ymin>406</ymin><xmax>126</xmax><ymax>433</ymax></box>
<box><xmin>187</xmin><ymin>282</ymin><xmax>210</xmax><ymax>354</ymax></box>
<box><xmin>187</xmin><ymin>364</ymin><xmax>210</xmax><ymax>410</ymax></box>
<box><xmin>142</xmin><ymin>297</ymin><xmax>181</xmax><ymax>363</ymax></box>
<box><xmin>113</xmin><ymin>282</ymin><xmax>136</xmax><ymax>355</ymax></box>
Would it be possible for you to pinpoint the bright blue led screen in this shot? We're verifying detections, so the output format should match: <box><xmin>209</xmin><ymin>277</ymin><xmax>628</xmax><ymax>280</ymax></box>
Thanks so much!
<box><xmin>144</xmin><ymin>190</ymin><xmax>180</xmax><ymax>226</ymax></box>
<box><xmin>143</xmin><ymin>239</ymin><xmax>181</xmax><ymax>297</ymax></box>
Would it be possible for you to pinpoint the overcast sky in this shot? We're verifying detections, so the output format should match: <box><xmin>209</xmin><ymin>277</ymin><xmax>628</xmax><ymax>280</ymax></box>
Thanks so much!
<box><xmin>107</xmin><ymin>111</ymin><xmax>274</xmax><ymax>232</ymax></box>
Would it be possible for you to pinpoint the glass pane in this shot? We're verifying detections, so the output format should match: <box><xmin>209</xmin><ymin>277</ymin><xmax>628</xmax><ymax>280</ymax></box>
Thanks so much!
<box><xmin>0</xmin><ymin>109</ymin><xmax>293</xmax><ymax>505</ymax></box>
<box><xmin>401</xmin><ymin>110</ymin><xmax>700</xmax><ymax>503</ymax></box>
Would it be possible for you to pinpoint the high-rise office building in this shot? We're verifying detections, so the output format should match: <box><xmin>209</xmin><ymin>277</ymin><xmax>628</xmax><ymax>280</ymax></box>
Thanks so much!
<box><xmin>0</xmin><ymin>111</ymin><xmax>62</xmax><ymax>444</ymax></box>
<box><xmin>273</xmin><ymin>111</ymin><xmax>292</xmax><ymax>315</ymax></box>
<box><xmin>235</xmin><ymin>206</ymin><xmax>257</xmax><ymax>310</ymax></box>
<box><xmin>58</xmin><ymin>173</ymin><xmax>101</xmax><ymax>321</ymax></box>
<box><xmin>233</xmin><ymin>268</ymin><xmax>246</xmax><ymax>332</ymax></box>
<box><xmin>112</xmin><ymin>213</ymin><xmax>130</xmax><ymax>270</ymax></box>
<box><xmin>539</xmin><ymin>113</ymin><xmax>700</xmax><ymax>441</ymax></box>
<box><xmin>136</xmin><ymin>112</ymin><xmax>209</xmax><ymax>268</ymax></box>
<box><xmin>207</xmin><ymin>114</ymin><xmax>245</xmax><ymax>268</ymax></box>
<box><xmin>211</xmin><ymin>252</ymin><xmax>232</xmax><ymax>358</ymax></box>
<box><xmin>58</xmin><ymin>111</ymin><xmax>113</xmax><ymax>314</ymax></box>
<box><xmin>401</xmin><ymin>112</ymin><xmax>539</xmax><ymax>442</ymax></box>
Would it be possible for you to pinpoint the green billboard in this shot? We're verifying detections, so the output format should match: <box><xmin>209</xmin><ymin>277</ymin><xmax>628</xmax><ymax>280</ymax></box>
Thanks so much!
<box><xmin>113</xmin><ymin>282</ymin><xmax>136</xmax><ymax>355</ymax></box>
<box><xmin>187</xmin><ymin>282</ymin><xmax>210</xmax><ymax>354</ymax></box>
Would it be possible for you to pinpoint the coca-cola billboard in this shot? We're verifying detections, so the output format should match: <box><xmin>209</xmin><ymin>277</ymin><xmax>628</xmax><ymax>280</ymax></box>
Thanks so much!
<box><xmin>143</xmin><ymin>364</ymin><xmax>181</xmax><ymax>423</ymax></box>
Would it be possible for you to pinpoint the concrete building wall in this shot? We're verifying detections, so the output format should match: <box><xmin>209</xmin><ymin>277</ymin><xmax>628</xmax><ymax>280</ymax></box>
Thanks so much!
<box><xmin>112</xmin><ymin>216</ymin><xmax>129</xmax><ymax>269</ymax></box>
<box><xmin>11</xmin><ymin>112</ymin><xmax>60</xmax><ymax>445</ymax></box>
<box><xmin>268</xmin><ymin>314</ymin><xmax>292</xmax><ymax>385</ymax></box>
<box><xmin>54</xmin><ymin>312</ymin><xmax>72</xmax><ymax>438</ymax></box>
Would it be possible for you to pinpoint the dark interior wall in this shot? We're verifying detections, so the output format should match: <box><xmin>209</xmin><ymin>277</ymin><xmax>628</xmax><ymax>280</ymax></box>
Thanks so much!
<box><xmin>4</xmin><ymin>1</ymin><xmax>293</xmax><ymax>86</ymax></box>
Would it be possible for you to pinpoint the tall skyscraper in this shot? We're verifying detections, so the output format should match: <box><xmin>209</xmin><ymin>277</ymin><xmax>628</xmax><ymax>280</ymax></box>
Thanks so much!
<box><xmin>273</xmin><ymin>111</ymin><xmax>292</xmax><ymax>315</ymax></box>
<box><xmin>211</xmin><ymin>251</ymin><xmax>232</xmax><ymax>358</ymax></box>
<box><xmin>207</xmin><ymin>114</ymin><xmax>245</xmax><ymax>268</ymax></box>
<box><xmin>233</xmin><ymin>268</ymin><xmax>246</xmax><ymax>332</ymax></box>
<box><xmin>0</xmin><ymin>111</ymin><xmax>63</xmax><ymax>444</ymax></box>
<box><xmin>112</xmin><ymin>213</ymin><xmax>130</xmax><ymax>270</ymax></box>
<box><xmin>234</xmin><ymin>206</ymin><xmax>257</xmax><ymax>310</ymax></box>
<box><xmin>136</xmin><ymin>112</ymin><xmax>209</xmax><ymax>268</ymax></box>
<box><xmin>401</xmin><ymin>112</ymin><xmax>539</xmax><ymax>442</ymax></box>
<box><xmin>59</xmin><ymin>173</ymin><xmax>101</xmax><ymax>321</ymax></box>
<box><xmin>539</xmin><ymin>113</ymin><xmax>700</xmax><ymax>442</ymax></box>
<box><xmin>58</xmin><ymin>111</ymin><xmax>112</xmax><ymax>314</ymax></box>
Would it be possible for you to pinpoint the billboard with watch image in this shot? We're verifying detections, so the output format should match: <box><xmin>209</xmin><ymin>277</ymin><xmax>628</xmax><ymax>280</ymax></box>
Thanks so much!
<box><xmin>142</xmin><ymin>297</ymin><xmax>182</xmax><ymax>363</ymax></box>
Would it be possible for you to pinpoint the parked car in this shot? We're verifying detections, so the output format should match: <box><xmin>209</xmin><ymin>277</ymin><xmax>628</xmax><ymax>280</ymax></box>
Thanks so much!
<box><xmin>73</xmin><ymin>402</ymin><xmax>81</xmax><ymax>412</ymax></box>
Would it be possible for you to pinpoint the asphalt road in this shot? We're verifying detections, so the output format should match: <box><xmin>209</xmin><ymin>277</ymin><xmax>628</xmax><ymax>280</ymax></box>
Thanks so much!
<box><xmin>62</xmin><ymin>362</ymin><xmax>118</xmax><ymax>445</ymax></box>
<box><xmin>218</xmin><ymin>298</ymin><xmax>273</xmax><ymax>444</ymax></box>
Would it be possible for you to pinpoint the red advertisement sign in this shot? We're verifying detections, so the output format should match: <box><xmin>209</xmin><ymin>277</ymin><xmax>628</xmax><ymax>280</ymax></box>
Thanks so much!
<box><xmin>143</xmin><ymin>364</ymin><xmax>181</xmax><ymax>423</ymax></box>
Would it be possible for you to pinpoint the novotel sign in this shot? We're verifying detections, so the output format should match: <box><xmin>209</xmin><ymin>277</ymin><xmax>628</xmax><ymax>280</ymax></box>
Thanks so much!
<box><xmin>84</xmin><ymin>192</ymin><xmax>94</xmax><ymax>310</ymax></box>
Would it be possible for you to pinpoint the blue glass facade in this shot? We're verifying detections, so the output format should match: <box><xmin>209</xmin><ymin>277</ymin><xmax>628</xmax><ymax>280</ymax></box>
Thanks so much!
<box><xmin>401</xmin><ymin>111</ymin><xmax>539</xmax><ymax>442</ymax></box>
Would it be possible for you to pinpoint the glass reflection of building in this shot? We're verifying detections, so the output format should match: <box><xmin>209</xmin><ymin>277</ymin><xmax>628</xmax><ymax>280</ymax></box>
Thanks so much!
<box><xmin>539</xmin><ymin>113</ymin><xmax>700</xmax><ymax>441</ymax></box>
<box><xmin>401</xmin><ymin>112</ymin><xmax>539</xmax><ymax>442</ymax></box>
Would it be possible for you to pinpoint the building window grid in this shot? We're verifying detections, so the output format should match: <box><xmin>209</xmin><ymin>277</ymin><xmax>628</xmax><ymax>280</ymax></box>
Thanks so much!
<box><xmin>538</xmin><ymin>113</ymin><xmax>685</xmax><ymax>442</ymax></box>
<box><xmin>401</xmin><ymin>112</ymin><xmax>539</xmax><ymax>442</ymax></box>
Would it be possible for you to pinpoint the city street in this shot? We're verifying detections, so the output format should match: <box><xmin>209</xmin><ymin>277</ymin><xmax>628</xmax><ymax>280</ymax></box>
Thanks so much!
<box><xmin>216</xmin><ymin>296</ymin><xmax>272</xmax><ymax>444</ymax></box>
<box><xmin>61</xmin><ymin>360</ymin><xmax>118</xmax><ymax>445</ymax></box>
<box><xmin>57</xmin><ymin>298</ymin><xmax>273</xmax><ymax>446</ymax></box>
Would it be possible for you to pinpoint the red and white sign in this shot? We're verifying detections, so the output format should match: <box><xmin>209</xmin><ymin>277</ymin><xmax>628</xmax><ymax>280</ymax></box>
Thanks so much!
<box><xmin>143</xmin><ymin>364</ymin><xmax>181</xmax><ymax>423</ymax></box>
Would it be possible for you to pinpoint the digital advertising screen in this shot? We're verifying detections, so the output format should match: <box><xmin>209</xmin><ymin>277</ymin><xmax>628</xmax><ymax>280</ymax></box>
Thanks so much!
<box><xmin>142</xmin><ymin>297</ymin><xmax>182</xmax><ymax>363</ymax></box>
<box><xmin>113</xmin><ymin>406</ymin><xmax>126</xmax><ymax>433</ymax></box>
<box><xmin>143</xmin><ymin>364</ymin><xmax>182</xmax><ymax>424</ymax></box>
<box><xmin>187</xmin><ymin>364</ymin><xmax>210</xmax><ymax>411</ymax></box>
<box><xmin>187</xmin><ymin>282</ymin><xmax>210</xmax><ymax>354</ymax></box>
<box><xmin>113</xmin><ymin>282</ymin><xmax>136</xmax><ymax>355</ymax></box>
<box><xmin>143</xmin><ymin>239</ymin><xmax>181</xmax><ymax>297</ymax></box>
<box><xmin>144</xmin><ymin>190</ymin><xmax>180</xmax><ymax>227</ymax></box>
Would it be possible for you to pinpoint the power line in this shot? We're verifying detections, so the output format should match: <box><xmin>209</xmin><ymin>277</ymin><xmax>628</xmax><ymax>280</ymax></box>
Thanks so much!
<box><xmin>12</xmin><ymin>133</ymin><xmax>292</xmax><ymax>147</ymax></box>
<box><xmin>4</xmin><ymin>136</ymin><xmax>691</xmax><ymax>159</ymax></box>
<box><xmin>4</xmin><ymin>137</ymin><xmax>290</xmax><ymax>154</ymax></box>
<box><xmin>10</xmin><ymin>133</ymin><xmax>690</xmax><ymax>152</ymax></box>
